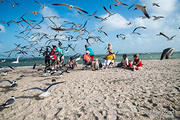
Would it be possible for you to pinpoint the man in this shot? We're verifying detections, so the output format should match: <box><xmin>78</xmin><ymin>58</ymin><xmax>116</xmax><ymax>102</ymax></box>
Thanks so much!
<box><xmin>85</xmin><ymin>45</ymin><xmax>94</xmax><ymax>61</ymax></box>
<box><xmin>56</xmin><ymin>42</ymin><xmax>64</xmax><ymax>67</ymax></box>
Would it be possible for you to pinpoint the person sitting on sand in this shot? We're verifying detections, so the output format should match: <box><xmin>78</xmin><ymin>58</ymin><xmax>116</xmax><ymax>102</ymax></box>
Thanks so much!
<box><xmin>83</xmin><ymin>51</ymin><xmax>91</xmax><ymax>65</ymax></box>
<box><xmin>101</xmin><ymin>50</ymin><xmax>115</xmax><ymax>69</ymax></box>
<box><xmin>85</xmin><ymin>45</ymin><xmax>94</xmax><ymax>61</ymax></box>
<box><xmin>91</xmin><ymin>59</ymin><xmax>99</xmax><ymax>71</ymax></box>
<box><xmin>43</xmin><ymin>47</ymin><xmax>50</xmax><ymax>68</ymax></box>
<box><xmin>68</xmin><ymin>56</ymin><xmax>77</xmax><ymax>69</ymax></box>
<box><xmin>132</xmin><ymin>54</ymin><xmax>143</xmax><ymax>71</ymax></box>
<box><xmin>50</xmin><ymin>45</ymin><xmax>57</xmax><ymax>69</ymax></box>
<box><xmin>118</xmin><ymin>54</ymin><xmax>129</xmax><ymax>68</ymax></box>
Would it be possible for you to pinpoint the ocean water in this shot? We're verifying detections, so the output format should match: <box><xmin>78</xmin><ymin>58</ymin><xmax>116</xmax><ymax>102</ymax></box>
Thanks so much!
<box><xmin>0</xmin><ymin>52</ymin><xmax>180</xmax><ymax>67</ymax></box>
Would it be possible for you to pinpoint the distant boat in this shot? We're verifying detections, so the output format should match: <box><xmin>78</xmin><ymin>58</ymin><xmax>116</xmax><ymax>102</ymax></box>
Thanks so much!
<box><xmin>160</xmin><ymin>48</ymin><xmax>174</xmax><ymax>60</ymax></box>
<box><xmin>12</xmin><ymin>55</ymin><xmax>20</xmax><ymax>64</ymax></box>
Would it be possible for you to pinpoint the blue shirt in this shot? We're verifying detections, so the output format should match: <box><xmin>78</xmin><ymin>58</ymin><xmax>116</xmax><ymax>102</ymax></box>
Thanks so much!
<box><xmin>56</xmin><ymin>46</ymin><xmax>64</xmax><ymax>57</ymax></box>
<box><xmin>86</xmin><ymin>48</ymin><xmax>94</xmax><ymax>56</ymax></box>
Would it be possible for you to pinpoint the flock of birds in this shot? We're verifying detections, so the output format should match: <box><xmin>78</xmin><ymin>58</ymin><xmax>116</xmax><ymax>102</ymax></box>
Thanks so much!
<box><xmin>0</xmin><ymin>0</ymin><xmax>179</xmax><ymax>110</ymax></box>
<box><xmin>0</xmin><ymin>64</ymin><xmax>69</xmax><ymax>111</ymax></box>
<box><xmin>0</xmin><ymin>0</ymin><xmax>178</xmax><ymax>59</ymax></box>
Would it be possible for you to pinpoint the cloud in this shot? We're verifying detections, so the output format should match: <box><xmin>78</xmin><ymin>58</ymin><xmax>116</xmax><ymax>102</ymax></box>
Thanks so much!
<box><xmin>140</xmin><ymin>0</ymin><xmax>177</xmax><ymax>16</ymax></box>
<box><xmin>101</xmin><ymin>13</ymin><xmax>130</xmax><ymax>31</ymax></box>
<box><xmin>0</xmin><ymin>24</ymin><xmax>5</xmax><ymax>33</ymax></box>
<box><xmin>129</xmin><ymin>0</ymin><xmax>180</xmax><ymax>48</ymax></box>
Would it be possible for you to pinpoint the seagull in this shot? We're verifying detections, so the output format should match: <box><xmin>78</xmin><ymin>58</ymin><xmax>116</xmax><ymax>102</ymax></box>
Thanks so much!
<box><xmin>98</xmin><ymin>26</ymin><xmax>108</xmax><ymax>36</ymax></box>
<box><xmin>153</xmin><ymin>16</ymin><xmax>164</xmax><ymax>20</ymax></box>
<box><xmin>156</xmin><ymin>32</ymin><xmax>176</xmax><ymax>40</ymax></box>
<box><xmin>8</xmin><ymin>66</ymin><xmax>15</xmax><ymax>70</ymax></box>
<box><xmin>110</xmin><ymin>0</ymin><xmax>128</xmax><ymax>9</ymax></box>
<box><xmin>116</xmin><ymin>34</ymin><xmax>126</xmax><ymax>40</ymax></box>
<box><xmin>133</xmin><ymin>26</ymin><xmax>146</xmax><ymax>35</ymax></box>
<box><xmin>52</xmin><ymin>3</ymin><xmax>88</xmax><ymax>14</ymax></box>
<box><xmin>33</xmin><ymin>63</ymin><xmax>36</xmax><ymax>69</ymax></box>
<box><xmin>94</xmin><ymin>16</ymin><xmax>107</xmax><ymax>21</ymax></box>
<box><xmin>12</xmin><ymin>54</ymin><xmax>20</xmax><ymax>64</ymax></box>
<box><xmin>134</xmin><ymin>4</ymin><xmax>150</xmax><ymax>19</ymax></box>
<box><xmin>0</xmin><ymin>80</ymin><xmax>18</xmax><ymax>87</ymax></box>
<box><xmin>103</xmin><ymin>6</ymin><xmax>115</xmax><ymax>17</ymax></box>
<box><xmin>1</xmin><ymin>59</ymin><xmax>6</xmax><ymax>63</ymax></box>
<box><xmin>0</xmin><ymin>96</ymin><xmax>15</xmax><ymax>108</ymax></box>
<box><xmin>152</xmin><ymin>3</ymin><xmax>160</xmax><ymax>7</ymax></box>
<box><xmin>24</xmin><ymin>82</ymin><xmax>65</xmax><ymax>97</ymax></box>
<box><xmin>34</xmin><ymin>0</ymin><xmax>45</xmax><ymax>9</ymax></box>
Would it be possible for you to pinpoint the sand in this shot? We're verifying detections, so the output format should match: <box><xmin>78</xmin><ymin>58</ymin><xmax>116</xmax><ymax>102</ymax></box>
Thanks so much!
<box><xmin>0</xmin><ymin>59</ymin><xmax>180</xmax><ymax>120</ymax></box>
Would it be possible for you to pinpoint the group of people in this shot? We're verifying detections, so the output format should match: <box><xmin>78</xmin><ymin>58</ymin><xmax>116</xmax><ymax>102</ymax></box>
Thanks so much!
<box><xmin>43</xmin><ymin>42</ymin><xmax>143</xmax><ymax>71</ymax></box>
<box><xmin>82</xmin><ymin>43</ymin><xmax>143</xmax><ymax>71</ymax></box>
<box><xmin>43</xmin><ymin>42</ymin><xmax>65</xmax><ymax>69</ymax></box>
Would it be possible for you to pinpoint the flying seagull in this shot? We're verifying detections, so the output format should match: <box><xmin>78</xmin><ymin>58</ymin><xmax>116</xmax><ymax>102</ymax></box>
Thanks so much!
<box><xmin>116</xmin><ymin>34</ymin><xmax>126</xmax><ymax>40</ymax></box>
<box><xmin>153</xmin><ymin>16</ymin><xmax>164</xmax><ymax>21</ymax></box>
<box><xmin>0</xmin><ymin>80</ymin><xmax>18</xmax><ymax>87</ymax></box>
<box><xmin>152</xmin><ymin>3</ymin><xmax>160</xmax><ymax>7</ymax></box>
<box><xmin>133</xmin><ymin>26</ymin><xmax>146</xmax><ymax>35</ymax></box>
<box><xmin>24</xmin><ymin>82</ymin><xmax>65</xmax><ymax>97</ymax></box>
<box><xmin>0</xmin><ymin>96</ymin><xmax>15</xmax><ymax>108</ymax></box>
<box><xmin>134</xmin><ymin>4</ymin><xmax>150</xmax><ymax>19</ymax></box>
<box><xmin>52</xmin><ymin>3</ymin><xmax>88</xmax><ymax>14</ymax></box>
<box><xmin>110</xmin><ymin>0</ymin><xmax>128</xmax><ymax>9</ymax></box>
<box><xmin>103</xmin><ymin>6</ymin><xmax>115</xmax><ymax>17</ymax></box>
<box><xmin>156</xmin><ymin>32</ymin><xmax>176</xmax><ymax>40</ymax></box>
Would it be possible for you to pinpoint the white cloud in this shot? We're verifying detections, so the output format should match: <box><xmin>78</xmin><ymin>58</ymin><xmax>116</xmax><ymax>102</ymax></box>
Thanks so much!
<box><xmin>127</xmin><ymin>0</ymin><xmax>180</xmax><ymax>50</ymax></box>
<box><xmin>140</xmin><ymin>0</ymin><xmax>177</xmax><ymax>16</ymax></box>
<box><xmin>101</xmin><ymin>13</ymin><xmax>130</xmax><ymax>31</ymax></box>
<box><xmin>0</xmin><ymin>24</ymin><xmax>5</xmax><ymax>33</ymax></box>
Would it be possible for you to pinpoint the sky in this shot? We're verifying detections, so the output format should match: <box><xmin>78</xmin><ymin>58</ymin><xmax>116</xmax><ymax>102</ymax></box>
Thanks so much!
<box><xmin>0</xmin><ymin>0</ymin><xmax>180</xmax><ymax>58</ymax></box>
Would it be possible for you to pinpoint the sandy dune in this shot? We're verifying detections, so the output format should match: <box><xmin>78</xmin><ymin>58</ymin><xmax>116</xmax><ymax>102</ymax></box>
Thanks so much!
<box><xmin>0</xmin><ymin>59</ymin><xmax>180</xmax><ymax>120</ymax></box>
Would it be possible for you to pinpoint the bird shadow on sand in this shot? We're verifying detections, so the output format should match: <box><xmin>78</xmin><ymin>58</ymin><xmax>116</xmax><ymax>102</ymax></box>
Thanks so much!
<box><xmin>16</xmin><ymin>94</ymin><xmax>45</xmax><ymax>100</ymax></box>
<box><xmin>0</xmin><ymin>86</ymin><xmax>15</xmax><ymax>93</ymax></box>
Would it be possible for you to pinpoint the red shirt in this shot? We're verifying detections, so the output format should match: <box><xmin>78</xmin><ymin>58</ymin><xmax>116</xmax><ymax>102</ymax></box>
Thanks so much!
<box><xmin>134</xmin><ymin>58</ymin><xmax>143</xmax><ymax>67</ymax></box>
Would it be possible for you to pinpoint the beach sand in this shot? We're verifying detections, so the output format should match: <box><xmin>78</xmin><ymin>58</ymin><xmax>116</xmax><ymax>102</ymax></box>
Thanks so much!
<box><xmin>0</xmin><ymin>59</ymin><xmax>180</xmax><ymax>120</ymax></box>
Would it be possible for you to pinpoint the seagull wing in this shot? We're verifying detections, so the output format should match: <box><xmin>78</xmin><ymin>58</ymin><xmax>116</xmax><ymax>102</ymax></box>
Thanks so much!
<box><xmin>52</xmin><ymin>3</ymin><xmax>70</xmax><ymax>7</ymax></box>
<box><xmin>8</xmin><ymin>66</ymin><xmax>15</xmax><ymax>70</ymax></box>
<box><xmin>103</xmin><ymin>6</ymin><xmax>112</xmax><ymax>15</ymax></box>
<box><xmin>120</xmin><ymin>2</ymin><xmax>128</xmax><ymax>6</ymax></box>
<box><xmin>24</xmin><ymin>87</ymin><xmax>45</xmax><ymax>92</ymax></box>
<box><xmin>73</xmin><ymin>6</ymin><xmax>88</xmax><ymax>14</ymax></box>
<box><xmin>169</xmin><ymin>35</ymin><xmax>176</xmax><ymax>40</ymax></box>
<box><xmin>0</xmin><ymin>80</ymin><xmax>13</xmax><ymax>84</ymax></box>
<box><xmin>128</xmin><ymin>4</ymin><xmax>134</xmax><ymax>10</ymax></box>
<box><xmin>142</xmin><ymin>7</ymin><xmax>150</xmax><ymax>19</ymax></box>
<box><xmin>159</xmin><ymin>32</ymin><xmax>170</xmax><ymax>40</ymax></box>
<box><xmin>95</xmin><ymin>16</ymin><xmax>104</xmax><ymax>21</ymax></box>
<box><xmin>46</xmin><ymin>82</ymin><xmax>65</xmax><ymax>91</ymax></box>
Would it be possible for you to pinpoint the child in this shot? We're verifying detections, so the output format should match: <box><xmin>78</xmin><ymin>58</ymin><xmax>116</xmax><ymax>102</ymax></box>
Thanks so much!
<box><xmin>132</xmin><ymin>54</ymin><xmax>143</xmax><ymax>71</ymax></box>
<box><xmin>68</xmin><ymin>56</ymin><xmax>77</xmax><ymax>69</ymax></box>
<box><xmin>119</xmin><ymin>54</ymin><xmax>129</xmax><ymax>68</ymax></box>
<box><xmin>50</xmin><ymin>45</ymin><xmax>57</xmax><ymax>69</ymax></box>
